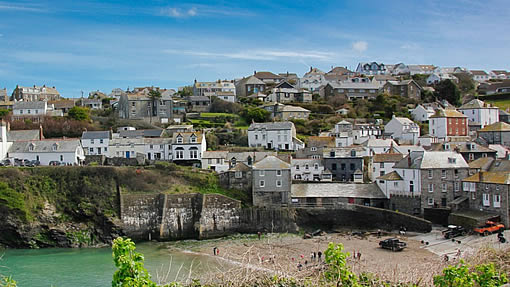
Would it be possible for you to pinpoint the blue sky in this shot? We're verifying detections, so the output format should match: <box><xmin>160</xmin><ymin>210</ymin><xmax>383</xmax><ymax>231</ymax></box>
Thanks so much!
<box><xmin>0</xmin><ymin>0</ymin><xmax>509</xmax><ymax>97</ymax></box>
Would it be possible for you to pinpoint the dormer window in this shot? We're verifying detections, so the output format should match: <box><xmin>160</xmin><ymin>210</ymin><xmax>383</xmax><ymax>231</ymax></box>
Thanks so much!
<box><xmin>190</xmin><ymin>135</ymin><xmax>197</xmax><ymax>143</ymax></box>
<box><xmin>29</xmin><ymin>143</ymin><xmax>35</xmax><ymax>151</ymax></box>
<box><xmin>52</xmin><ymin>143</ymin><xmax>58</xmax><ymax>151</ymax></box>
<box><xmin>176</xmin><ymin>136</ymin><xmax>183</xmax><ymax>144</ymax></box>
<box><xmin>448</xmin><ymin>157</ymin><xmax>456</xmax><ymax>164</ymax></box>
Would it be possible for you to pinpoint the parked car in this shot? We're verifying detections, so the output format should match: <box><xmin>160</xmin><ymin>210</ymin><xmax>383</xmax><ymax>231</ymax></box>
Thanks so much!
<box><xmin>442</xmin><ymin>225</ymin><xmax>467</xmax><ymax>239</ymax></box>
<box><xmin>379</xmin><ymin>238</ymin><xmax>407</xmax><ymax>251</ymax></box>
<box><xmin>49</xmin><ymin>161</ymin><xmax>62</xmax><ymax>166</ymax></box>
<box><xmin>28</xmin><ymin>160</ymin><xmax>40</xmax><ymax>167</ymax></box>
<box><xmin>474</xmin><ymin>221</ymin><xmax>505</xmax><ymax>236</ymax></box>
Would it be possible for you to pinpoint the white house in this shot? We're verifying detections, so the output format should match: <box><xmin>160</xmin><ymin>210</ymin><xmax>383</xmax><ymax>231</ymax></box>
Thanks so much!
<box><xmin>384</xmin><ymin>116</ymin><xmax>420</xmax><ymax>145</ymax></box>
<box><xmin>298</xmin><ymin>67</ymin><xmax>327</xmax><ymax>92</ymax></box>
<box><xmin>171</xmin><ymin>131</ymin><xmax>207</xmax><ymax>166</ymax></box>
<box><xmin>248</xmin><ymin>121</ymin><xmax>302</xmax><ymax>151</ymax></box>
<box><xmin>458</xmin><ymin>99</ymin><xmax>499</xmax><ymax>128</ymax></box>
<box><xmin>8</xmin><ymin>139</ymin><xmax>85</xmax><ymax>165</ymax></box>
<box><xmin>291</xmin><ymin>158</ymin><xmax>332</xmax><ymax>182</ymax></box>
<box><xmin>429</xmin><ymin>109</ymin><xmax>468</xmax><ymax>141</ymax></box>
<box><xmin>427</xmin><ymin>73</ymin><xmax>458</xmax><ymax>85</ymax></box>
<box><xmin>470</xmin><ymin>70</ymin><xmax>490</xmax><ymax>82</ymax></box>
<box><xmin>356</xmin><ymin>62</ymin><xmax>387</xmax><ymax>75</ymax></box>
<box><xmin>371</xmin><ymin>152</ymin><xmax>404</xmax><ymax>182</ymax></box>
<box><xmin>0</xmin><ymin>122</ymin><xmax>12</xmax><ymax>160</ymax></box>
<box><xmin>411</xmin><ymin>104</ymin><xmax>436</xmax><ymax>122</ymax></box>
<box><xmin>81</xmin><ymin>131</ymin><xmax>111</xmax><ymax>156</ymax></box>
<box><xmin>201</xmin><ymin>150</ymin><xmax>229</xmax><ymax>172</ymax></box>
<box><xmin>364</xmin><ymin>138</ymin><xmax>398</xmax><ymax>155</ymax></box>
<box><xmin>109</xmin><ymin>138</ymin><xmax>145</xmax><ymax>159</ymax></box>
<box><xmin>144</xmin><ymin>137</ymin><xmax>172</xmax><ymax>161</ymax></box>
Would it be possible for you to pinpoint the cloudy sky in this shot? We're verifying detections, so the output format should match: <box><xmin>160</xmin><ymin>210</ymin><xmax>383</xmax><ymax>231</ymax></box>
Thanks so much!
<box><xmin>1</xmin><ymin>0</ymin><xmax>509</xmax><ymax>97</ymax></box>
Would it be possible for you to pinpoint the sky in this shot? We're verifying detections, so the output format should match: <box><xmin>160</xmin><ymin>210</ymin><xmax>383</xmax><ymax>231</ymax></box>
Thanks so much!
<box><xmin>0</xmin><ymin>0</ymin><xmax>509</xmax><ymax>97</ymax></box>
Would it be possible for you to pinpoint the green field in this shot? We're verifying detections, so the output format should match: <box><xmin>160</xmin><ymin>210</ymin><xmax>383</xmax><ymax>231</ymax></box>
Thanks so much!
<box><xmin>485</xmin><ymin>98</ymin><xmax>510</xmax><ymax>111</ymax></box>
<box><xmin>200</xmin><ymin>112</ymin><xmax>238</xmax><ymax>118</ymax></box>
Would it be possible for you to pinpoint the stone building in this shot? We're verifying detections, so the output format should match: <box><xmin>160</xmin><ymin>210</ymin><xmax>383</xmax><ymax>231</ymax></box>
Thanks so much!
<box><xmin>252</xmin><ymin>156</ymin><xmax>291</xmax><ymax>207</ymax></box>
<box><xmin>323</xmin><ymin>147</ymin><xmax>366</xmax><ymax>182</ymax></box>
<box><xmin>477</xmin><ymin>122</ymin><xmax>510</xmax><ymax>147</ymax></box>
<box><xmin>219</xmin><ymin>162</ymin><xmax>252</xmax><ymax>194</ymax></box>
<box><xmin>11</xmin><ymin>85</ymin><xmax>61</xmax><ymax>101</ymax></box>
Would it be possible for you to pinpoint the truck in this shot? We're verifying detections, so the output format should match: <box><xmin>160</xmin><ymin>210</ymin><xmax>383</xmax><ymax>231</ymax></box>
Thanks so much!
<box><xmin>442</xmin><ymin>225</ymin><xmax>467</xmax><ymax>239</ymax></box>
<box><xmin>379</xmin><ymin>238</ymin><xmax>407</xmax><ymax>251</ymax></box>
<box><xmin>474</xmin><ymin>221</ymin><xmax>505</xmax><ymax>236</ymax></box>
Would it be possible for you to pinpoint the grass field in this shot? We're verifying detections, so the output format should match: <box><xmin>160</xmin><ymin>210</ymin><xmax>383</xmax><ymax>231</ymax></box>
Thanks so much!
<box><xmin>200</xmin><ymin>112</ymin><xmax>238</xmax><ymax>118</ymax></box>
<box><xmin>485</xmin><ymin>98</ymin><xmax>510</xmax><ymax>111</ymax></box>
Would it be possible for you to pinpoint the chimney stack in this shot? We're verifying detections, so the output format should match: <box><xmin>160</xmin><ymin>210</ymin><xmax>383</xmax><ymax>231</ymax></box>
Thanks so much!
<box><xmin>39</xmin><ymin>124</ymin><xmax>44</xmax><ymax>140</ymax></box>
<box><xmin>407</xmin><ymin>155</ymin><xmax>412</xmax><ymax>167</ymax></box>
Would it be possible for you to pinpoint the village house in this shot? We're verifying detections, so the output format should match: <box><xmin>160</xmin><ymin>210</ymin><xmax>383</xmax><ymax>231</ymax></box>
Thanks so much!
<box><xmin>477</xmin><ymin>122</ymin><xmax>510</xmax><ymax>147</ymax></box>
<box><xmin>80</xmin><ymin>98</ymin><xmax>103</xmax><ymax>110</ymax></box>
<box><xmin>234</xmin><ymin>75</ymin><xmax>266</xmax><ymax>98</ymax></box>
<box><xmin>382</xmin><ymin>80</ymin><xmax>422</xmax><ymax>100</ymax></box>
<box><xmin>411</xmin><ymin>104</ymin><xmax>438</xmax><ymax>122</ymax></box>
<box><xmin>291</xmin><ymin>183</ymin><xmax>387</xmax><ymax>208</ymax></box>
<box><xmin>392</xmin><ymin>151</ymin><xmax>469</xmax><ymax>214</ymax></box>
<box><xmin>118</xmin><ymin>92</ymin><xmax>175</xmax><ymax>123</ymax></box>
<box><xmin>323</xmin><ymin>81</ymin><xmax>382</xmax><ymax>100</ymax></box>
<box><xmin>108</xmin><ymin>137</ymin><xmax>146</xmax><ymax>159</ymax></box>
<box><xmin>248</xmin><ymin>122</ymin><xmax>303</xmax><ymax>151</ymax></box>
<box><xmin>252</xmin><ymin>155</ymin><xmax>291</xmax><ymax>207</ymax></box>
<box><xmin>408</xmin><ymin>65</ymin><xmax>436</xmax><ymax>75</ymax></box>
<box><xmin>323</xmin><ymin>147</ymin><xmax>367</xmax><ymax>182</ymax></box>
<box><xmin>294</xmin><ymin>146</ymin><xmax>325</xmax><ymax>160</ymax></box>
<box><xmin>118</xmin><ymin>129</ymin><xmax>166</xmax><ymax>138</ymax></box>
<box><xmin>477</xmin><ymin>79</ymin><xmax>510</xmax><ymax>95</ymax></box>
<box><xmin>371</xmin><ymin>151</ymin><xmax>404</xmax><ymax>182</ymax></box>
<box><xmin>291</xmin><ymin>158</ymin><xmax>332</xmax><ymax>182</ymax></box>
<box><xmin>470</xmin><ymin>70</ymin><xmax>490</xmax><ymax>82</ymax></box>
<box><xmin>81</xmin><ymin>131</ymin><xmax>111</xmax><ymax>156</ymax></box>
<box><xmin>12</xmin><ymin>101</ymin><xmax>62</xmax><ymax>122</ymax></box>
<box><xmin>262</xmin><ymin>103</ymin><xmax>311</xmax><ymax>121</ymax></box>
<box><xmin>332</xmin><ymin>120</ymin><xmax>383</xmax><ymax>145</ymax></box>
<box><xmin>186</xmin><ymin>96</ymin><xmax>211</xmax><ymax>113</ymax></box>
<box><xmin>429</xmin><ymin>141</ymin><xmax>497</xmax><ymax>162</ymax></box>
<box><xmin>458</xmin><ymin>99</ymin><xmax>499</xmax><ymax>128</ymax></box>
<box><xmin>226</xmin><ymin>151</ymin><xmax>276</xmax><ymax>168</ymax></box>
<box><xmin>429</xmin><ymin>109</ymin><xmax>468</xmax><ymax>141</ymax></box>
<box><xmin>384</xmin><ymin>116</ymin><xmax>420</xmax><ymax>145</ymax></box>
<box><xmin>48</xmin><ymin>100</ymin><xmax>76</xmax><ymax>115</ymax></box>
<box><xmin>266</xmin><ymin>81</ymin><xmax>312</xmax><ymax>103</ymax></box>
<box><xmin>364</xmin><ymin>138</ymin><xmax>398</xmax><ymax>155</ymax></box>
<box><xmin>192</xmin><ymin>80</ymin><xmax>236</xmax><ymax>99</ymax></box>
<box><xmin>426</xmin><ymin>73</ymin><xmax>459</xmax><ymax>85</ymax></box>
<box><xmin>499</xmin><ymin>110</ymin><xmax>510</xmax><ymax>124</ymax></box>
<box><xmin>462</xmin><ymin>171</ymin><xmax>510</xmax><ymax>227</ymax></box>
<box><xmin>171</xmin><ymin>131</ymin><xmax>207</xmax><ymax>167</ymax></box>
<box><xmin>0</xmin><ymin>122</ymin><xmax>43</xmax><ymax>160</ymax></box>
<box><xmin>356</xmin><ymin>62</ymin><xmax>387</xmax><ymax>75</ymax></box>
<box><xmin>490</xmin><ymin>70</ymin><xmax>510</xmax><ymax>80</ymax></box>
<box><xmin>278</xmin><ymin>72</ymin><xmax>299</xmax><ymax>84</ymax></box>
<box><xmin>219</xmin><ymin>162</ymin><xmax>252</xmax><ymax>193</ymax></box>
<box><xmin>11</xmin><ymin>85</ymin><xmax>61</xmax><ymax>101</ymax></box>
<box><xmin>8</xmin><ymin>139</ymin><xmax>85</xmax><ymax>166</ymax></box>
<box><xmin>143</xmin><ymin>137</ymin><xmax>173</xmax><ymax>161</ymax></box>
<box><xmin>298</xmin><ymin>67</ymin><xmax>327</xmax><ymax>92</ymax></box>
<box><xmin>253</xmin><ymin>71</ymin><xmax>284</xmax><ymax>85</ymax></box>
<box><xmin>201</xmin><ymin>150</ymin><xmax>229</xmax><ymax>172</ymax></box>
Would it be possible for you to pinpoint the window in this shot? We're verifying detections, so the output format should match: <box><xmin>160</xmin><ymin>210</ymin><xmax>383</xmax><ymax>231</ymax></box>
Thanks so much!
<box><xmin>485</xmin><ymin>183</ymin><xmax>489</xmax><ymax>190</ymax></box>
<box><xmin>260</xmin><ymin>170</ymin><xmax>265</xmax><ymax>177</ymax></box>
<box><xmin>454</xmin><ymin>169</ymin><xmax>459</xmax><ymax>178</ymax></box>
<box><xmin>428</xmin><ymin>170</ymin><xmax>433</xmax><ymax>179</ymax></box>
<box><xmin>380</xmin><ymin>162</ymin><xmax>384</xmax><ymax>168</ymax></box>
<box><xmin>483</xmin><ymin>194</ymin><xmax>490</xmax><ymax>206</ymax></box>
<box><xmin>190</xmin><ymin>136</ymin><xmax>197</xmax><ymax>143</ymax></box>
<box><xmin>305</xmin><ymin>164</ymin><xmax>309</xmax><ymax>170</ymax></box>
<box><xmin>29</xmin><ymin>144</ymin><xmax>35</xmax><ymax>151</ymax></box>
<box><xmin>131</xmin><ymin>102</ymin><xmax>135</xmax><ymax>107</ymax></box>
<box><xmin>104</xmin><ymin>147</ymin><xmax>108</xmax><ymax>152</ymax></box>
<box><xmin>150</xmin><ymin>145</ymin><xmax>154</xmax><ymax>149</ymax></box>
<box><xmin>295</xmin><ymin>165</ymin><xmax>300</xmax><ymax>170</ymax></box>
<box><xmin>442</xmin><ymin>183</ymin><xmax>447</xmax><ymax>192</ymax></box>
<box><xmin>311</xmin><ymin>147</ymin><xmax>317</xmax><ymax>151</ymax></box>
<box><xmin>52</xmin><ymin>144</ymin><xmax>58</xmax><ymax>151</ymax></box>
<box><xmin>471</xmin><ymin>192</ymin><xmax>476</xmax><ymax>200</ymax></box>
<box><xmin>314</xmin><ymin>163</ymin><xmax>319</xmax><ymax>170</ymax></box>
<box><xmin>175</xmin><ymin>150</ymin><xmax>184</xmax><ymax>159</ymax></box>
<box><xmin>350</xmin><ymin>163</ymin><xmax>355</xmax><ymax>170</ymax></box>
<box><xmin>494</xmin><ymin>195</ymin><xmax>501</xmax><ymax>208</ymax></box>
<box><xmin>60</xmin><ymin>155</ymin><xmax>64</xmax><ymax>161</ymax></box>
<box><xmin>99</xmin><ymin>139</ymin><xmax>104</xmax><ymax>144</ymax></box>
<box><xmin>176</xmin><ymin>136</ymin><xmax>183</xmax><ymax>144</ymax></box>
<box><xmin>276</xmin><ymin>170</ymin><xmax>282</xmax><ymax>176</ymax></box>
<box><xmin>428</xmin><ymin>184</ymin><xmax>434</xmax><ymax>193</ymax></box>
<box><xmin>235</xmin><ymin>171</ymin><xmax>242</xmax><ymax>179</ymax></box>
<box><xmin>428</xmin><ymin>198</ymin><xmax>434</xmax><ymax>206</ymax></box>
<box><xmin>394</xmin><ymin>182</ymin><xmax>399</xmax><ymax>187</ymax></box>
<box><xmin>89</xmin><ymin>147</ymin><xmax>94</xmax><ymax>152</ymax></box>
<box><xmin>255</xmin><ymin>134</ymin><xmax>258</xmax><ymax>140</ymax></box>
<box><xmin>469</xmin><ymin>153</ymin><xmax>474</xmax><ymax>161</ymax></box>
<box><xmin>91</xmin><ymin>139</ymin><xmax>95</xmax><ymax>144</ymax></box>
<box><xmin>454</xmin><ymin>182</ymin><xmax>459</xmax><ymax>191</ymax></box>
<box><xmin>441</xmin><ymin>169</ymin><xmax>446</xmax><ymax>178</ymax></box>
<box><xmin>276</xmin><ymin>180</ymin><xmax>282</xmax><ymax>187</ymax></box>
<box><xmin>28</xmin><ymin>109</ymin><xmax>31</xmax><ymax>114</ymax></box>
<box><xmin>332</xmin><ymin>163</ymin><xmax>337</xmax><ymax>170</ymax></box>
<box><xmin>259</xmin><ymin>180</ymin><xmax>265</xmax><ymax>187</ymax></box>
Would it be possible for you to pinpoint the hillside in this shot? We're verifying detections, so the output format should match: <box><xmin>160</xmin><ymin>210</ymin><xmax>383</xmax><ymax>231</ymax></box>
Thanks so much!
<box><xmin>0</xmin><ymin>164</ymin><xmax>248</xmax><ymax>248</ymax></box>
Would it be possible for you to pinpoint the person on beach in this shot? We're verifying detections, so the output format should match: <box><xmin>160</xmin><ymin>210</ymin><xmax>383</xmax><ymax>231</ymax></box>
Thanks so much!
<box><xmin>318</xmin><ymin>251</ymin><xmax>322</xmax><ymax>261</ymax></box>
<box><xmin>357</xmin><ymin>252</ymin><xmax>361</xmax><ymax>261</ymax></box>
<box><xmin>213</xmin><ymin>247</ymin><xmax>217</xmax><ymax>256</ymax></box>
<box><xmin>257</xmin><ymin>231</ymin><xmax>261</xmax><ymax>240</ymax></box>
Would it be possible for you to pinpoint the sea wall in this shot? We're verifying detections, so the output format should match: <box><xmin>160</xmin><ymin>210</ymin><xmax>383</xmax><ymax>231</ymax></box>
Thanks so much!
<box><xmin>120</xmin><ymin>193</ymin><xmax>431</xmax><ymax>241</ymax></box>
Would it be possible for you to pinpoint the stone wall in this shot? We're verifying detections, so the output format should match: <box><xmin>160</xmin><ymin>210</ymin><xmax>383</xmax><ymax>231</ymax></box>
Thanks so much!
<box><xmin>390</xmin><ymin>195</ymin><xmax>422</xmax><ymax>216</ymax></box>
<box><xmin>120</xmin><ymin>193</ymin><xmax>431</xmax><ymax>241</ymax></box>
<box><xmin>84</xmin><ymin>155</ymin><xmax>106</xmax><ymax>165</ymax></box>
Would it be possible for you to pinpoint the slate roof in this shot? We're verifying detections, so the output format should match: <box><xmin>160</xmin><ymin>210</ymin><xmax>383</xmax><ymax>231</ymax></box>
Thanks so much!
<box><xmin>248</xmin><ymin>121</ymin><xmax>294</xmax><ymax>131</ymax></box>
<box><xmin>377</xmin><ymin>171</ymin><xmax>403</xmax><ymax>181</ymax></box>
<box><xmin>172</xmin><ymin>131</ymin><xmax>203</xmax><ymax>144</ymax></box>
<box><xmin>228</xmin><ymin>162</ymin><xmax>251</xmax><ymax>172</ymax></box>
<box><xmin>82</xmin><ymin>131</ymin><xmax>110</xmax><ymax>139</ymax></box>
<box><xmin>13</xmin><ymin>101</ymin><xmax>46</xmax><ymax>109</ymax></box>
<box><xmin>470</xmin><ymin>70</ymin><xmax>488</xmax><ymax>76</ymax></box>
<box><xmin>394</xmin><ymin>151</ymin><xmax>468</xmax><ymax>169</ymax></box>
<box><xmin>488</xmin><ymin>159</ymin><xmax>510</xmax><ymax>172</ymax></box>
<box><xmin>463</xmin><ymin>172</ymin><xmax>510</xmax><ymax>185</ymax></box>
<box><xmin>202</xmin><ymin>150</ymin><xmax>229</xmax><ymax>159</ymax></box>
<box><xmin>429</xmin><ymin>109</ymin><xmax>467</xmax><ymax>118</ymax></box>
<box><xmin>392</xmin><ymin>117</ymin><xmax>417</xmax><ymax>125</ymax></box>
<box><xmin>429</xmin><ymin>142</ymin><xmax>496</xmax><ymax>153</ymax></box>
<box><xmin>459</xmin><ymin>99</ymin><xmax>497</xmax><ymax>109</ymax></box>
<box><xmin>307</xmin><ymin>136</ymin><xmax>335</xmax><ymax>148</ymax></box>
<box><xmin>254</xmin><ymin>71</ymin><xmax>282</xmax><ymax>80</ymax></box>
<box><xmin>242</xmin><ymin>75</ymin><xmax>266</xmax><ymax>85</ymax></box>
<box><xmin>291</xmin><ymin>183</ymin><xmax>386</xmax><ymax>199</ymax></box>
<box><xmin>119</xmin><ymin>129</ymin><xmax>165</xmax><ymax>138</ymax></box>
<box><xmin>1</xmin><ymin>130</ymin><xmax>41</xmax><ymax>142</ymax></box>
<box><xmin>227</xmin><ymin>151</ymin><xmax>276</xmax><ymax>163</ymax></box>
<box><xmin>373</xmin><ymin>153</ymin><xmax>404</xmax><ymax>163</ymax></box>
<box><xmin>48</xmin><ymin>100</ymin><xmax>76</xmax><ymax>109</ymax></box>
<box><xmin>9</xmin><ymin>139</ymin><xmax>81</xmax><ymax>153</ymax></box>
<box><xmin>468</xmin><ymin>157</ymin><xmax>494</xmax><ymax>170</ymax></box>
<box><xmin>252</xmin><ymin>155</ymin><xmax>290</xmax><ymax>169</ymax></box>
<box><xmin>478</xmin><ymin>122</ymin><xmax>510</xmax><ymax>132</ymax></box>
<box><xmin>280</xmin><ymin>105</ymin><xmax>310</xmax><ymax>112</ymax></box>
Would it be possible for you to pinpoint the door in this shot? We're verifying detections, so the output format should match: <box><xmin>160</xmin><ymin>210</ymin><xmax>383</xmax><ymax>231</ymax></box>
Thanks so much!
<box><xmin>148</xmin><ymin>153</ymin><xmax>151</xmax><ymax>160</ymax></box>
<box><xmin>267</xmin><ymin>142</ymin><xmax>272</xmax><ymax>149</ymax></box>
<box><xmin>126</xmin><ymin>151</ymin><xmax>130</xmax><ymax>158</ymax></box>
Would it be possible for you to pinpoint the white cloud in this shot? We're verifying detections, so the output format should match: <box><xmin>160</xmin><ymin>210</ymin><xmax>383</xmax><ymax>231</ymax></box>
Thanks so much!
<box><xmin>352</xmin><ymin>41</ymin><xmax>368</xmax><ymax>52</ymax></box>
<box><xmin>401</xmin><ymin>43</ymin><xmax>420</xmax><ymax>50</ymax></box>
<box><xmin>160</xmin><ymin>7</ymin><xmax>198</xmax><ymax>18</ymax></box>
<box><xmin>0</xmin><ymin>2</ymin><xmax>45</xmax><ymax>12</ymax></box>
<box><xmin>163</xmin><ymin>49</ymin><xmax>335</xmax><ymax>61</ymax></box>
<box><xmin>187</xmin><ymin>7</ymin><xmax>197</xmax><ymax>16</ymax></box>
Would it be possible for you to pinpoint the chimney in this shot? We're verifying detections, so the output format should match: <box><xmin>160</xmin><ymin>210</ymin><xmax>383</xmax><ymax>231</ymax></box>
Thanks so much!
<box><xmin>310</xmin><ymin>66</ymin><xmax>313</xmax><ymax>72</ymax></box>
<box><xmin>39</xmin><ymin>124</ymin><xmax>44</xmax><ymax>140</ymax></box>
<box><xmin>407</xmin><ymin>155</ymin><xmax>411</xmax><ymax>167</ymax></box>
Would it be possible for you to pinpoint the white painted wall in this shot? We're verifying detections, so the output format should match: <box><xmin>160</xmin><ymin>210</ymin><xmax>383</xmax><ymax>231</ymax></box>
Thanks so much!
<box><xmin>429</xmin><ymin>117</ymin><xmax>447</xmax><ymax>139</ymax></box>
<box><xmin>82</xmin><ymin>138</ymin><xmax>110</xmax><ymax>156</ymax></box>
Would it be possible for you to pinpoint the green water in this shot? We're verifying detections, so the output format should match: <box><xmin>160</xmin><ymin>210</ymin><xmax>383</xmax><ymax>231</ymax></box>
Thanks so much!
<box><xmin>0</xmin><ymin>242</ymin><xmax>223</xmax><ymax>287</ymax></box>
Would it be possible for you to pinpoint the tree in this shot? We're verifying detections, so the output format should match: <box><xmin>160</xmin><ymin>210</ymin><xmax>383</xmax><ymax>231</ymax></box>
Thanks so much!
<box><xmin>241</xmin><ymin>107</ymin><xmax>270</xmax><ymax>123</ymax></box>
<box><xmin>68</xmin><ymin>106</ymin><xmax>90</xmax><ymax>121</ymax></box>
<box><xmin>324</xmin><ymin>242</ymin><xmax>360</xmax><ymax>286</ymax></box>
<box><xmin>112</xmin><ymin>237</ymin><xmax>159</xmax><ymax>287</ymax></box>
<box><xmin>210</xmin><ymin>97</ymin><xmax>242</xmax><ymax>114</ymax></box>
<box><xmin>433</xmin><ymin>260</ymin><xmax>508</xmax><ymax>287</ymax></box>
<box><xmin>434</xmin><ymin>79</ymin><xmax>461</xmax><ymax>106</ymax></box>
<box><xmin>0</xmin><ymin>109</ymin><xmax>9</xmax><ymax>118</ymax></box>
<box><xmin>175</xmin><ymin>86</ymin><xmax>192</xmax><ymax>98</ymax></box>
<box><xmin>148</xmin><ymin>89</ymin><xmax>162</xmax><ymax>118</ymax></box>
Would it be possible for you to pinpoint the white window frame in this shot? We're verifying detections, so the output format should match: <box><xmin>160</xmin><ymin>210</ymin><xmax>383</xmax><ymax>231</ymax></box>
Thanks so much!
<box><xmin>276</xmin><ymin>180</ymin><xmax>282</xmax><ymax>187</ymax></box>
<box><xmin>428</xmin><ymin>170</ymin><xmax>433</xmax><ymax>179</ymax></box>
<box><xmin>493</xmin><ymin>194</ymin><xmax>501</xmax><ymax>208</ymax></box>
<box><xmin>442</xmin><ymin>183</ymin><xmax>447</xmax><ymax>193</ymax></box>
<box><xmin>428</xmin><ymin>183</ymin><xmax>434</xmax><ymax>193</ymax></box>
<box><xmin>260</xmin><ymin>170</ymin><xmax>265</xmax><ymax>177</ymax></box>
<box><xmin>428</xmin><ymin>198</ymin><xmax>434</xmax><ymax>206</ymax></box>
<box><xmin>276</xmin><ymin>170</ymin><xmax>282</xmax><ymax>176</ymax></box>
<box><xmin>482</xmin><ymin>193</ymin><xmax>490</xmax><ymax>207</ymax></box>
<box><xmin>259</xmin><ymin>180</ymin><xmax>265</xmax><ymax>187</ymax></box>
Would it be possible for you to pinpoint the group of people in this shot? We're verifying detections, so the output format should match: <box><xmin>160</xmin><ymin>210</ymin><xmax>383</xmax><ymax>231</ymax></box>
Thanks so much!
<box><xmin>295</xmin><ymin>251</ymin><xmax>323</xmax><ymax>271</ymax></box>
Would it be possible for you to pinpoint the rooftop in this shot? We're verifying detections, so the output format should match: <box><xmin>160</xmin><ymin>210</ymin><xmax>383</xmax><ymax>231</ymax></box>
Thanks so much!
<box><xmin>463</xmin><ymin>171</ymin><xmax>510</xmax><ymax>185</ymax></box>
<box><xmin>248</xmin><ymin>121</ymin><xmax>294</xmax><ymax>131</ymax></box>
<box><xmin>291</xmin><ymin>183</ymin><xmax>386</xmax><ymax>199</ymax></box>
<box><xmin>252</xmin><ymin>155</ymin><xmax>290</xmax><ymax>169</ymax></box>
<box><xmin>478</xmin><ymin>122</ymin><xmax>510</xmax><ymax>132</ymax></box>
